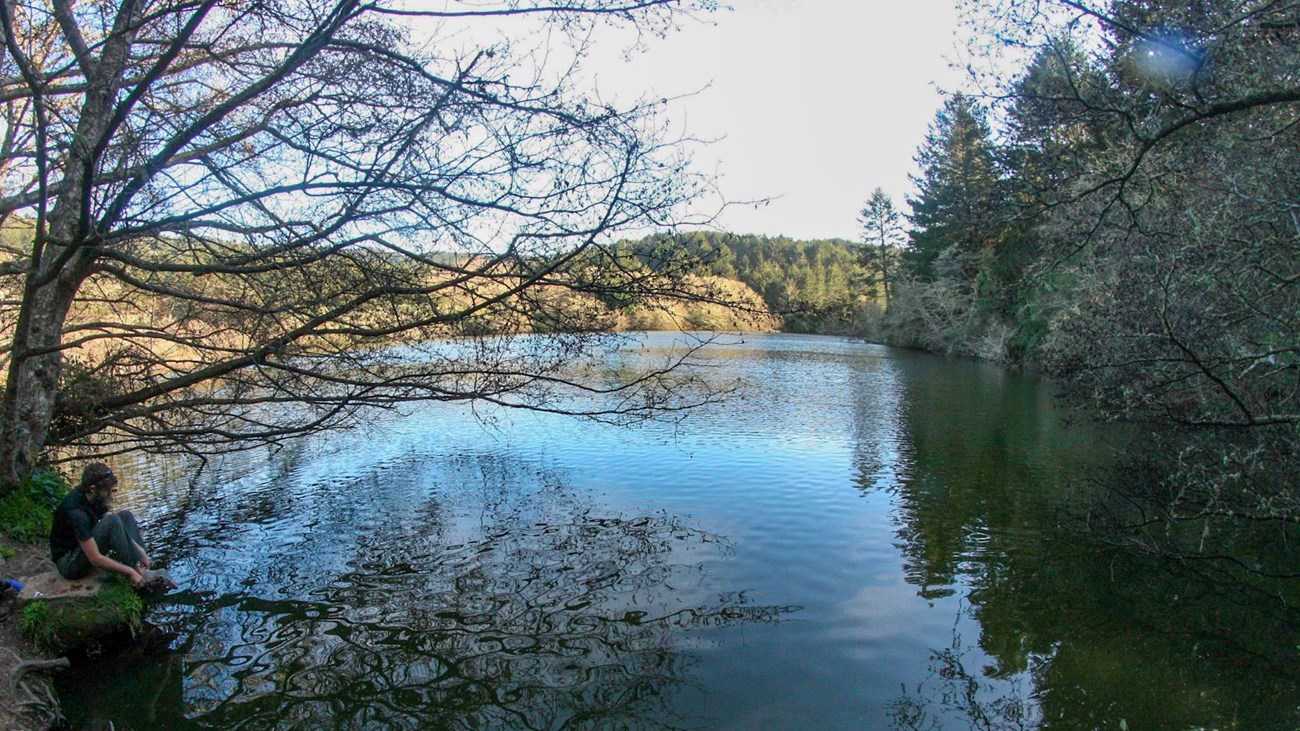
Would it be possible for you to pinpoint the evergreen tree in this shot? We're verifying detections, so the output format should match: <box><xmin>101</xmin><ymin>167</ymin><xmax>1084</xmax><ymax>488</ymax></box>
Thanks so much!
<box><xmin>995</xmin><ymin>38</ymin><xmax>1106</xmax><ymax>325</ymax></box>
<box><xmin>1002</xmin><ymin>39</ymin><xmax>1104</xmax><ymax>216</ymax></box>
<box><xmin>858</xmin><ymin>188</ymin><xmax>904</xmax><ymax>309</ymax></box>
<box><xmin>905</xmin><ymin>94</ymin><xmax>1005</xmax><ymax>283</ymax></box>
<box><xmin>620</xmin><ymin>232</ymin><xmax>868</xmax><ymax>333</ymax></box>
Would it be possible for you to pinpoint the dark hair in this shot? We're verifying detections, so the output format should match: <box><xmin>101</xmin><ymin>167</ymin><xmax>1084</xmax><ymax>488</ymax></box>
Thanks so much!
<box><xmin>79</xmin><ymin>462</ymin><xmax>117</xmax><ymax>493</ymax></box>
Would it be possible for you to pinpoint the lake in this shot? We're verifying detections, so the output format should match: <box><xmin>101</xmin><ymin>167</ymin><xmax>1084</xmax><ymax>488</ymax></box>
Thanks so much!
<box><xmin>59</xmin><ymin>333</ymin><xmax>1297</xmax><ymax>729</ymax></box>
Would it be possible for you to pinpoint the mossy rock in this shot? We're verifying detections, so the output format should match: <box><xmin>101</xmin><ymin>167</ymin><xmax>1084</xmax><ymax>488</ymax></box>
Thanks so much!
<box><xmin>20</xmin><ymin>576</ymin><xmax>143</xmax><ymax>654</ymax></box>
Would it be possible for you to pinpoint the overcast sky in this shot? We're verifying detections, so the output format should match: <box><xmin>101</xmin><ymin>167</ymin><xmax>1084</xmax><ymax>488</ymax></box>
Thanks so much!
<box><xmin>584</xmin><ymin>0</ymin><xmax>968</xmax><ymax>241</ymax></box>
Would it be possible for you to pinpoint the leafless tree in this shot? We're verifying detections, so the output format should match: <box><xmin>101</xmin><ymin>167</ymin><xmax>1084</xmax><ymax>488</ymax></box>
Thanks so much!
<box><xmin>0</xmin><ymin>0</ymin><xmax>730</xmax><ymax>489</ymax></box>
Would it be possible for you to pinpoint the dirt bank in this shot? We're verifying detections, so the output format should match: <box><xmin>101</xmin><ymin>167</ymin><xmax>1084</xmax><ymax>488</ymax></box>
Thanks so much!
<box><xmin>0</xmin><ymin>540</ymin><xmax>64</xmax><ymax>731</ymax></box>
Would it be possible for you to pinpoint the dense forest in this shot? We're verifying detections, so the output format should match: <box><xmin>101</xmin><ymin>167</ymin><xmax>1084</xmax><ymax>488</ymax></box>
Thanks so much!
<box><xmin>619</xmin><ymin>232</ymin><xmax>871</xmax><ymax>334</ymax></box>
<box><xmin>865</xmin><ymin>1</ymin><xmax>1298</xmax><ymax>603</ymax></box>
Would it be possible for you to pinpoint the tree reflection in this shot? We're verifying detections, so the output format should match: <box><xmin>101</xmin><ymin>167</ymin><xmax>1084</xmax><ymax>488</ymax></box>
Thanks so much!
<box><xmin>854</xmin><ymin>356</ymin><xmax>1299</xmax><ymax>728</ymax></box>
<box><xmin>89</xmin><ymin>452</ymin><xmax>797</xmax><ymax>730</ymax></box>
<box><xmin>888</xmin><ymin>620</ymin><xmax>1039</xmax><ymax>731</ymax></box>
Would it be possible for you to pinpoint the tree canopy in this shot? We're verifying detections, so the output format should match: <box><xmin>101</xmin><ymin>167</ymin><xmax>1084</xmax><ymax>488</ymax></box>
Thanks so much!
<box><xmin>879</xmin><ymin>0</ymin><xmax>1300</xmax><ymax>577</ymax></box>
<box><xmin>905</xmin><ymin>93</ymin><xmax>1005</xmax><ymax>284</ymax></box>
<box><xmin>0</xmin><ymin>0</ymin><xmax>723</xmax><ymax>487</ymax></box>
<box><xmin>624</xmin><ymin>231</ymin><xmax>870</xmax><ymax>334</ymax></box>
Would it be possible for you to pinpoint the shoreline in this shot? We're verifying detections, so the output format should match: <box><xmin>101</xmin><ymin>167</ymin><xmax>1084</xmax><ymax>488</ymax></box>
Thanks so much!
<box><xmin>0</xmin><ymin>539</ymin><xmax>64</xmax><ymax>731</ymax></box>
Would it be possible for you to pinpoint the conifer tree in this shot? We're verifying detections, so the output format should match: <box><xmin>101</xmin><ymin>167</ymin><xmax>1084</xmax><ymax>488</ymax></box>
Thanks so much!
<box><xmin>905</xmin><ymin>94</ymin><xmax>1005</xmax><ymax>283</ymax></box>
<box><xmin>858</xmin><ymin>188</ymin><xmax>903</xmax><ymax>309</ymax></box>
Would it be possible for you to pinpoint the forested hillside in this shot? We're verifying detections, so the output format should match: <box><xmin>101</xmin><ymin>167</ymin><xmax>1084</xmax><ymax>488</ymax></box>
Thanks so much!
<box><xmin>868</xmin><ymin>1</ymin><xmax>1298</xmax><ymax>589</ymax></box>
<box><xmin>621</xmin><ymin>232</ymin><xmax>871</xmax><ymax>334</ymax></box>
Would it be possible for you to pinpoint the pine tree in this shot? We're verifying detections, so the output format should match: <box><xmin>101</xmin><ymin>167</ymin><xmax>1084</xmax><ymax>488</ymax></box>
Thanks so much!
<box><xmin>858</xmin><ymin>188</ymin><xmax>904</xmax><ymax>309</ymax></box>
<box><xmin>1003</xmin><ymin>39</ymin><xmax>1103</xmax><ymax>212</ymax></box>
<box><xmin>905</xmin><ymin>94</ymin><xmax>1005</xmax><ymax>283</ymax></box>
<box><xmin>995</xmin><ymin>39</ymin><xmax>1105</xmax><ymax>319</ymax></box>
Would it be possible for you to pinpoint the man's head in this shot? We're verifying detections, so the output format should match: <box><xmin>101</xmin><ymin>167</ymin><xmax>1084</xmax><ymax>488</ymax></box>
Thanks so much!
<box><xmin>79</xmin><ymin>462</ymin><xmax>118</xmax><ymax>504</ymax></box>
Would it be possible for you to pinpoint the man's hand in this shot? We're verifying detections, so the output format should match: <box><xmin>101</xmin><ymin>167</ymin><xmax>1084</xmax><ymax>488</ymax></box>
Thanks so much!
<box><xmin>126</xmin><ymin>568</ymin><xmax>144</xmax><ymax>588</ymax></box>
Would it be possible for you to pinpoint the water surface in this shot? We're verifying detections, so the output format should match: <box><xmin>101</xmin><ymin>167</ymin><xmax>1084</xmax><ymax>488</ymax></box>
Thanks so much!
<box><xmin>61</xmin><ymin>333</ymin><xmax>1297</xmax><ymax>729</ymax></box>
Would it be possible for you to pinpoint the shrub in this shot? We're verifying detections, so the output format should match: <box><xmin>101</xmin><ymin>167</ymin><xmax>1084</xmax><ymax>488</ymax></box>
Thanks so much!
<box><xmin>0</xmin><ymin>468</ymin><xmax>70</xmax><ymax>543</ymax></box>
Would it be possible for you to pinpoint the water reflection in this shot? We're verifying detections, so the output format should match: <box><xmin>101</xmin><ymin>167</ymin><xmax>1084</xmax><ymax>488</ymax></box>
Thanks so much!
<box><xmin>61</xmin><ymin>450</ymin><xmax>796</xmax><ymax>730</ymax></box>
<box><xmin>888</xmin><ymin>614</ymin><xmax>1040</xmax><ymax>731</ymax></box>
<box><xmin>62</xmin><ymin>630</ymin><xmax>188</xmax><ymax>729</ymax></box>
<box><xmin>53</xmin><ymin>334</ymin><xmax>1296</xmax><ymax>729</ymax></box>
<box><xmin>861</xmin><ymin>356</ymin><xmax>1299</xmax><ymax>729</ymax></box>
<box><xmin>848</xmin><ymin>346</ymin><xmax>911</xmax><ymax>494</ymax></box>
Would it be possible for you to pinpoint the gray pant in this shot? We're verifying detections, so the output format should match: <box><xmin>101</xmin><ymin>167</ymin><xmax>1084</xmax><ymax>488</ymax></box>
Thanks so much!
<box><xmin>55</xmin><ymin>510</ymin><xmax>144</xmax><ymax>580</ymax></box>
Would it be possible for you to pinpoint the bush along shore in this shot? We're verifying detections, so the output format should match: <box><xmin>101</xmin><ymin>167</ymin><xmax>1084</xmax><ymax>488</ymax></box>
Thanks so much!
<box><xmin>0</xmin><ymin>468</ymin><xmax>147</xmax><ymax>730</ymax></box>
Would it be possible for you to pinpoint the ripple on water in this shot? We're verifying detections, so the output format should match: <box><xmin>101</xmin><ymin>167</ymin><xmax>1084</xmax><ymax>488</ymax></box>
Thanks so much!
<box><xmin>61</xmin><ymin>334</ymin><xmax>1262</xmax><ymax>731</ymax></box>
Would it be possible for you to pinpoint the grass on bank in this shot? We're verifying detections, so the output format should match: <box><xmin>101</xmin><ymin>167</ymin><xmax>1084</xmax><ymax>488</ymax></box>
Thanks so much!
<box><xmin>20</xmin><ymin>575</ymin><xmax>143</xmax><ymax>653</ymax></box>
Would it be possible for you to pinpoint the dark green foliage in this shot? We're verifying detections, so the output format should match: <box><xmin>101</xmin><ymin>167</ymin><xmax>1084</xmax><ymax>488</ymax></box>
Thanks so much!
<box><xmin>0</xmin><ymin>467</ymin><xmax>69</xmax><ymax>544</ymax></box>
<box><xmin>991</xmin><ymin>42</ymin><xmax>1106</xmax><ymax>321</ymax></box>
<box><xmin>879</xmin><ymin>94</ymin><xmax>1025</xmax><ymax>359</ymax></box>
<box><xmin>905</xmin><ymin>94</ymin><xmax>1007</xmax><ymax>284</ymax></box>
<box><xmin>0</xmin><ymin>490</ymin><xmax>55</xmax><ymax>543</ymax></box>
<box><xmin>622</xmin><ymin>232</ymin><xmax>869</xmax><ymax>334</ymax></box>
<box><xmin>1001</xmin><ymin>40</ymin><xmax>1106</xmax><ymax>206</ymax></box>
<box><xmin>889</xmin><ymin>0</ymin><xmax>1300</xmax><ymax>581</ymax></box>
<box><xmin>22</xmin><ymin>467</ymin><xmax>68</xmax><ymax>510</ymax></box>
<box><xmin>858</xmin><ymin>188</ymin><xmax>904</xmax><ymax>310</ymax></box>
<box><xmin>20</xmin><ymin>575</ymin><xmax>144</xmax><ymax>653</ymax></box>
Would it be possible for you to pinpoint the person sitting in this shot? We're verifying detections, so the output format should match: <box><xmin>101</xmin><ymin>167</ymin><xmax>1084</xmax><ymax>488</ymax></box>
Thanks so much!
<box><xmin>49</xmin><ymin>462</ymin><xmax>175</xmax><ymax>590</ymax></box>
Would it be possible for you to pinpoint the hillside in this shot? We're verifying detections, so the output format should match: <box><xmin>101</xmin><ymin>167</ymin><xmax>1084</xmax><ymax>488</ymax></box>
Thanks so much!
<box><xmin>619</xmin><ymin>232</ymin><xmax>876</xmax><ymax>334</ymax></box>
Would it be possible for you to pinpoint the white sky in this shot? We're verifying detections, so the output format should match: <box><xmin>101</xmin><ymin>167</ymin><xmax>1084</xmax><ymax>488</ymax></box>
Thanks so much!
<box><xmin>584</xmin><ymin>0</ymin><xmax>968</xmax><ymax>241</ymax></box>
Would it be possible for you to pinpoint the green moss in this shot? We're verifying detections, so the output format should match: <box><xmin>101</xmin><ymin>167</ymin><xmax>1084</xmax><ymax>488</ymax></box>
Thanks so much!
<box><xmin>0</xmin><ymin>544</ymin><xmax>14</xmax><ymax>560</ymax></box>
<box><xmin>20</xmin><ymin>575</ymin><xmax>143</xmax><ymax>654</ymax></box>
<box><xmin>0</xmin><ymin>467</ymin><xmax>70</xmax><ymax>544</ymax></box>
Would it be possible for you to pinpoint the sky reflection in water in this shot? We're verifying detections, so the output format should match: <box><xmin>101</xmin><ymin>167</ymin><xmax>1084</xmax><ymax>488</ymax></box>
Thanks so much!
<box><xmin>59</xmin><ymin>333</ymin><xmax>1294</xmax><ymax>729</ymax></box>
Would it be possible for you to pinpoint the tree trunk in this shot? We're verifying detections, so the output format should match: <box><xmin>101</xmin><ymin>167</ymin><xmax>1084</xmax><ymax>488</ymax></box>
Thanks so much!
<box><xmin>0</xmin><ymin>241</ymin><xmax>89</xmax><ymax>493</ymax></box>
<box><xmin>0</xmin><ymin>2</ymin><xmax>143</xmax><ymax>494</ymax></box>
<box><xmin>879</xmin><ymin>243</ymin><xmax>890</xmax><ymax>311</ymax></box>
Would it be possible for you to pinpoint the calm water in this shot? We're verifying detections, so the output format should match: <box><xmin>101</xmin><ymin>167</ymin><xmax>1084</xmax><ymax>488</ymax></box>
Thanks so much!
<box><xmin>60</xmin><ymin>333</ymin><xmax>1297</xmax><ymax>729</ymax></box>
